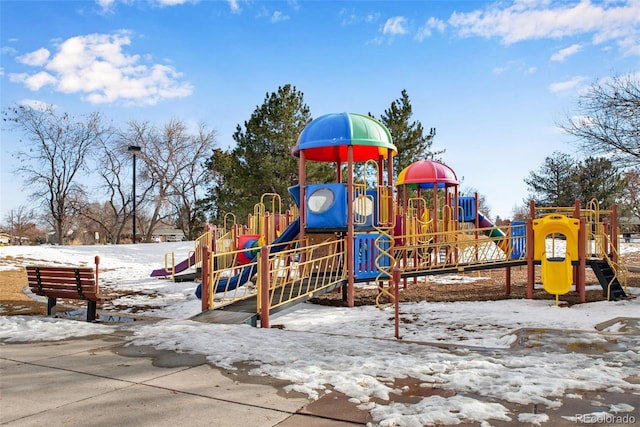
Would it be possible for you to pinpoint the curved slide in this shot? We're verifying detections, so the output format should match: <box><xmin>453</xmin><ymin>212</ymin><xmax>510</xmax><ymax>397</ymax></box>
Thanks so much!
<box><xmin>150</xmin><ymin>252</ymin><xmax>196</xmax><ymax>278</ymax></box>
<box><xmin>477</xmin><ymin>213</ymin><xmax>509</xmax><ymax>253</ymax></box>
<box><xmin>195</xmin><ymin>218</ymin><xmax>301</xmax><ymax>299</ymax></box>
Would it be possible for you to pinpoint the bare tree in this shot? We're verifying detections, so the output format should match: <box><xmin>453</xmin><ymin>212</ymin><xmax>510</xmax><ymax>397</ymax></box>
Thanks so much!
<box><xmin>3</xmin><ymin>205</ymin><xmax>38</xmax><ymax>245</ymax></box>
<box><xmin>560</xmin><ymin>74</ymin><xmax>640</xmax><ymax>166</ymax></box>
<box><xmin>3</xmin><ymin>105</ymin><xmax>106</xmax><ymax>244</ymax></box>
<box><xmin>170</xmin><ymin>123</ymin><xmax>217</xmax><ymax>240</ymax></box>
<box><xmin>620</xmin><ymin>168</ymin><xmax>640</xmax><ymax>225</ymax></box>
<box><xmin>121</xmin><ymin>119</ymin><xmax>217</xmax><ymax>242</ymax></box>
<box><xmin>79</xmin><ymin>137</ymin><xmax>133</xmax><ymax>243</ymax></box>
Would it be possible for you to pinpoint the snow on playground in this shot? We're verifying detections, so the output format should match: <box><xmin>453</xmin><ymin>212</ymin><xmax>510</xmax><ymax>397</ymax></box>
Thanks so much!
<box><xmin>1</xmin><ymin>242</ymin><xmax>639</xmax><ymax>426</ymax></box>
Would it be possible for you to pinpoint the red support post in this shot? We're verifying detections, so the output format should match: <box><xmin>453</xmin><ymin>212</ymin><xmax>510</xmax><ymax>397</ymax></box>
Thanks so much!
<box><xmin>505</xmin><ymin>220</ymin><xmax>511</xmax><ymax>296</ymax></box>
<box><xmin>393</xmin><ymin>267</ymin><xmax>400</xmax><ymax>339</ymax></box>
<box><xmin>611</xmin><ymin>204</ymin><xmax>618</xmax><ymax>263</ymax></box>
<box><xmin>259</xmin><ymin>246</ymin><xmax>270</xmax><ymax>328</ymax></box>
<box><xmin>346</xmin><ymin>146</ymin><xmax>355</xmax><ymax>307</ymax></box>
<box><xmin>201</xmin><ymin>245</ymin><xmax>210</xmax><ymax>312</ymax></box>
<box><xmin>578</xmin><ymin>218</ymin><xmax>586</xmax><ymax>303</ymax></box>
<box><xmin>573</xmin><ymin>200</ymin><xmax>581</xmax><ymax>296</ymax></box>
<box><xmin>527</xmin><ymin>200</ymin><xmax>535</xmax><ymax>299</ymax></box>
<box><xmin>94</xmin><ymin>256</ymin><xmax>100</xmax><ymax>294</ymax></box>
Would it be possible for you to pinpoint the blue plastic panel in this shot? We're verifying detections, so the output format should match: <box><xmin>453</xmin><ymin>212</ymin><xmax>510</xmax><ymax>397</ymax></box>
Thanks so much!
<box><xmin>354</xmin><ymin>233</ymin><xmax>391</xmax><ymax>280</ymax></box>
<box><xmin>458</xmin><ymin>196</ymin><xmax>476</xmax><ymax>222</ymax></box>
<box><xmin>510</xmin><ymin>221</ymin><xmax>527</xmax><ymax>259</ymax></box>
<box><xmin>305</xmin><ymin>184</ymin><xmax>380</xmax><ymax>230</ymax></box>
<box><xmin>306</xmin><ymin>183</ymin><xmax>347</xmax><ymax>229</ymax></box>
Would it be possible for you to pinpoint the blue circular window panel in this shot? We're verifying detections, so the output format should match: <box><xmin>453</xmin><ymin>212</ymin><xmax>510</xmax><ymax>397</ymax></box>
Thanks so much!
<box><xmin>308</xmin><ymin>187</ymin><xmax>335</xmax><ymax>214</ymax></box>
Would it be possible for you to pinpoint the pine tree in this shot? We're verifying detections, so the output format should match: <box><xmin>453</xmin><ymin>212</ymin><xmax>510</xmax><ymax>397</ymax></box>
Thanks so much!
<box><xmin>575</xmin><ymin>157</ymin><xmax>623</xmax><ymax>208</ymax></box>
<box><xmin>524</xmin><ymin>152</ymin><xmax>622</xmax><ymax>208</ymax></box>
<box><xmin>378</xmin><ymin>89</ymin><xmax>441</xmax><ymax>179</ymax></box>
<box><xmin>204</xmin><ymin>84</ymin><xmax>332</xmax><ymax>223</ymax></box>
<box><xmin>524</xmin><ymin>152</ymin><xmax>578</xmax><ymax>207</ymax></box>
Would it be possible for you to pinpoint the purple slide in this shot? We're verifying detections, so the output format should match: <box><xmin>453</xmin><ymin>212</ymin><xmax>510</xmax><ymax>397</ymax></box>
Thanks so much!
<box><xmin>150</xmin><ymin>252</ymin><xmax>196</xmax><ymax>277</ymax></box>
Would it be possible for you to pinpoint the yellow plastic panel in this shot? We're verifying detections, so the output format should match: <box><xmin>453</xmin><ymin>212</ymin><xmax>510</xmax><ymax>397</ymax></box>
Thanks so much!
<box><xmin>532</xmin><ymin>215</ymin><xmax>580</xmax><ymax>262</ymax></box>
<box><xmin>541</xmin><ymin>256</ymin><xmax>573</xmax><ymax>295</ymax></box>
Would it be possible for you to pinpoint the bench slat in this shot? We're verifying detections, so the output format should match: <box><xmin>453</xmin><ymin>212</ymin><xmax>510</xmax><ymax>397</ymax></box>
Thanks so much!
<box><xmin>26</xmin><ymin>268</ymin><xmax>94</xmax><ymax>278</ymax></box>
<box><xmin>30</xmin><ymin>286</ymin><xmax>104</xmax><ymax>301</ymax></box>
<box><xmin>33</xmin><ymin>290</ymin><xmax>100</xmax><ymax>300</ymax></box>
<box><xmin>26</xmin><ymin>276</ymin><xmax>96</xmax><ymax>286</ymax></box>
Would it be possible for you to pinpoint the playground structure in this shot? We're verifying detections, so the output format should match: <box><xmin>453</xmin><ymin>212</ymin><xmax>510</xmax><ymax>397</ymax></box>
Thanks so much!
<box><xmin>153</xmin><ymin>112</ymin><xmax>628</xmax><ymax>327</ymax></box>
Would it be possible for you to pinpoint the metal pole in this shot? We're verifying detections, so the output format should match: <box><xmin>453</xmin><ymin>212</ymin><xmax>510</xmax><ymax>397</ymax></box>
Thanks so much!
<box><xmin>132</xmin><ymin>152</ymin><xmax>137</xmax><ymax>244</ymax></box>
<box><xmin>128</xmin><ymin>145</ymin><xmax>141</xmax><ymax>244</ymax></box>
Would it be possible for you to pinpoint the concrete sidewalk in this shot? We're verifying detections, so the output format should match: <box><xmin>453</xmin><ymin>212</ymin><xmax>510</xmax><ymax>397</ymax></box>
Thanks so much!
<box><xmin>0</xmin><ymin>330</ymin><xmax>368</xmax><ymax>426</ymax></box>
<box><xmin>3</xmin><ymin>319</ymin><xmax>638</xmax><ymax>426</ymax></box>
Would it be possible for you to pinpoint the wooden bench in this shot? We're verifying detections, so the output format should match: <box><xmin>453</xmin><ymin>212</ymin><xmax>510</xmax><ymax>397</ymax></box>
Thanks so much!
<box><xmin>26</xmin><ymin>256</ymin><xmax>104</xmax><ymax>322</ymax></box>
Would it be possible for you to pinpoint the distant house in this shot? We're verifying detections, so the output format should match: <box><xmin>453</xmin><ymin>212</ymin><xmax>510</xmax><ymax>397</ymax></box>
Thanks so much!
<box><xmin>152</xmin><ymin>226</ymin><xmax>186</xmax><ymax>243</ymax></box>
<box><xmin>0</xmin><ymin>232</ymin><xmax>11</xmax><ymax>245</ymax></box>
<box><xmin>619</xmin><ymin>216</ymin><xmax>640</xmax><ymax>231</ymax></box>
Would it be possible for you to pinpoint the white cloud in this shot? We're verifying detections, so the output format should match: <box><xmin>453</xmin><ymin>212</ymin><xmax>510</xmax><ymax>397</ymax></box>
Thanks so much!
<box><xmin>227</xmin><ymin>0</ymin><xmax>240</xmax><ymax>13</ymax></box>
<box><xmin>155</xmin><ymin>0</ymin><xmax>196</xmax><ymax>6</ymax></box>
<box><xmin>16</xmin><ymin>48</ymin><xmax>50</xmax><ymax>66</ymax></box>
<box><xmin>95</xmin><ymin>0</ymin><xmax>116</xmax><ymax>12</ymax></box>
<box><xmin>8</xmin><ymin>31</ymin><xmax>193</xmax><ymax>106</ymax></box>
<box><xmin>1</xmin><ymin>46</ymin><xmax>18</xmax><ymax>56</ymax></box>
<box><xmin>492</xmin><ymin>60</ymin><xmax>537</xmax><ymax>76</ymax></box>
<box><xmin>493</xmin><ymin>66</ymin><xmax>507</xmax><ymax>75</ymax></box>
<box><xmin>549</xmin><ymin>75</ymin><xmax>587</xmax><ymax>93</ymax></box>
<box><xmin>551</xmin><ymin>43</ymin><xmax>583</xmax><ymax>61</ymax></box>
<box><xmin>415</xmin><ymin>17</ymin><xmax>446</xmax><ymax>41</ymax></box>
<box><xmin>287</xmin><ymin>0</ymin><xmax>300</xmax><ymax>12</ymax></box>
<box><xmin>339</xmin><ymin>8</ymin><xmax>380</xmax><ymax>26</ymax></box>
<box><xmin>448</xmin><ymin>0</ymin><xmax>640</xmax><ymax>55</ymax></box>
<box><xmin>382</xmin><ymin>16</ymin><xmax>408</xmax><ymax>36</ymax></box>
<box><xmin>96</xmin><ymin>0</ymin><xmax>198</xmax><ymax>12</ymax></box>
<box><xmin>12</xmin><ymin>71</ymin><xmax>57</xmax><ymax>90</ymax></box>
<box><xmin>271</xmin><ymin>10</ymin><xmax>290</xmax><ymax>23</ymax></box>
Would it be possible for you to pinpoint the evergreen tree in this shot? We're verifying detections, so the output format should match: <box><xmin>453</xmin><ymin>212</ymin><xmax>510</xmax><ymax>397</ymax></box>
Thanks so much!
<box><xmin>574</xmin><ymin>157</ymin><xmax>623</xmax><ymax>208</ymax></box>
<box><xmin>202</xmin><ymin>148</ymin><xmax>240</xmax><ymax>223</ymax></box>
<box><xmin>378</xmin><ymin>89</ymin><xmax>441</xmax><ymax>179</ymax></box>
<box><xmin>524</xmin><ymin>151</ymin><xmax>578</xmax><ymax>207</ymax></box>
<box><xmin>204</xmin><ymin>84</ymin><xmax>332</xmax><ymax>223</ymax></box>
<box><xmin>524</xmin><ymin>152</ymin><xmax>623</xmax><ymax>208</ymax></box>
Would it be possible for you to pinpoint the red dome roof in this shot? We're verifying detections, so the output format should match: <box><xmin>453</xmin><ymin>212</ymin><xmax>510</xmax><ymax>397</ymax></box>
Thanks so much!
<box><xmin>395</xmin><ymin>160</ymin><xmax>458</xmax><ymax>188</ymax></box>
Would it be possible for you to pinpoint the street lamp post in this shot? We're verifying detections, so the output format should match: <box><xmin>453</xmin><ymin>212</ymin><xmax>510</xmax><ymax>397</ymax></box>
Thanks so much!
<box><xmin>128</xmin><ymin>145</ymin><xmax>141</xmax><ymax>244</ymax></box>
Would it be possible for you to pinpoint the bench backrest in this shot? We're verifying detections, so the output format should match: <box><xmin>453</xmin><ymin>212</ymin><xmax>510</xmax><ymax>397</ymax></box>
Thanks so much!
<box><xmin>26</xmin><ymin>266</ymin><xmax>99</xmax><ymax>301</ymax></box>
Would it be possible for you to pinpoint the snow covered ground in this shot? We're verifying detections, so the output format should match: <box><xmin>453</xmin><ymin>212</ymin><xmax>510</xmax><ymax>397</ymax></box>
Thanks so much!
<box><xmin>1</xmin><ymin>242</ymin><xmax>639</xmax><ymax>426</ymax></box>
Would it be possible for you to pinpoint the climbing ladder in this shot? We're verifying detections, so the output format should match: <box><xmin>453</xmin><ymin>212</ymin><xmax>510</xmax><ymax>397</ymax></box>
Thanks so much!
<box><xmin>588</xmin><ymin>259</ymin><xmax>627</xmax><ymax>301</ymax></box>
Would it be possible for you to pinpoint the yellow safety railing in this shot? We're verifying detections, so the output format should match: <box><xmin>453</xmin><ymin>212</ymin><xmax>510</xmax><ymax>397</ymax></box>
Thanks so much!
<box><xmin>204</xmin><ymin>236</ymin><xmax>345</xmax><ymax>313</ymax></box>
<box><xmin>353</xmin><ymin>183</ymin><xmax>372</xmax><ymax>225</ymax></box>
<box><xmin>259</xmin><ymin>238</ymin><xmax>346</xmax><ymax>313</ymax></box>
<box><xmin>194</xmin><ymin>228</ymin><xmax>212</xmax><ymax>266</ymax></box>
<box><xmin>207</xmin><ymin>248</ymin><xmax>259</xmax><ymax>310</ymax></box>
<box><xmin>394</xmin><ymin>222</ymin><xmax>525</xmax><ymax>276</ymax></box>
<box><xmin>377</xmin><ymin>185</ymin><xmax>394</xmax><ymax>225</ymax></box>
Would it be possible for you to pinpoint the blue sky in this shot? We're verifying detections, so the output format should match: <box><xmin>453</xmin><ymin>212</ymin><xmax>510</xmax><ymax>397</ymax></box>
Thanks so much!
<box><xmin>1</xmin><ymin>0</ymin><xmax>639</xmax><ymax>221</ymax></box>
